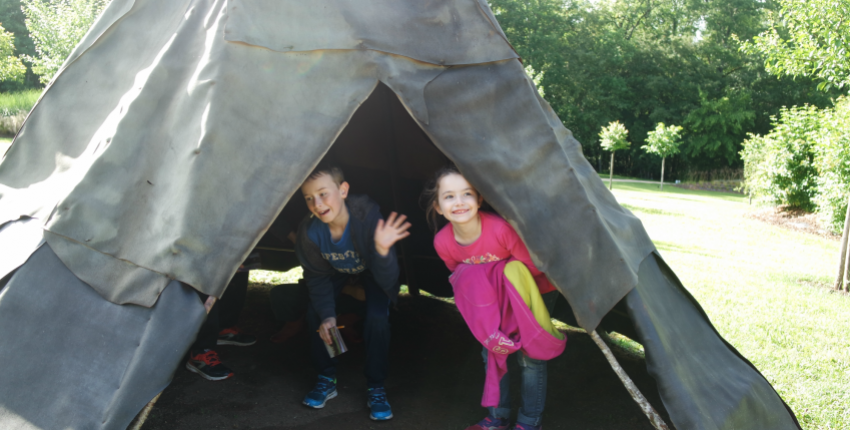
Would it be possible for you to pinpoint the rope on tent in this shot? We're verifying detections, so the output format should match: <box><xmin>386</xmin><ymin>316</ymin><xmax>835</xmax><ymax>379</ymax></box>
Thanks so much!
<box><xmin>590</xmin><ymin>330</ymin><xmax>670</xmax><ymax>430</ymax></box>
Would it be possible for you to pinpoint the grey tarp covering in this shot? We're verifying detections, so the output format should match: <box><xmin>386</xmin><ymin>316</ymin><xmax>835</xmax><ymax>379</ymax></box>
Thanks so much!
<box><xmin>0</xmin><ymin>0</ymin><xmax>647</xmax><ymax>329</ymax></box>
<box><xmin>628</xmin><ymin>254</ymin><xmax>800</xmax><ymax>430</ymax></box>
<box><xmin>0</xmin><ymin>0</ymin><xmax>802</xmax><ymax>428</ymax></box>
<box><xmin>224</xmin><ymin>0</ymin><xmax>517</xmax><ymax>65</ymax></box>
<box><xmin>0</xmin><ymin>245</ymin><xmax>205</xmax><ymax>430</ymax></box>
<box><xmin>0</xmin><ymin>217</ymin><xmax>44</xmax><ymax>283</ymax></box>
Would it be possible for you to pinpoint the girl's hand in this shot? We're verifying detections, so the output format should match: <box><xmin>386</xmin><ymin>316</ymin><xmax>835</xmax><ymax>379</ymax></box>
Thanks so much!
<box><xmin>374</xmin><ymin>212</ymin><xmax>411</xmax><ymax>256</ymax></box>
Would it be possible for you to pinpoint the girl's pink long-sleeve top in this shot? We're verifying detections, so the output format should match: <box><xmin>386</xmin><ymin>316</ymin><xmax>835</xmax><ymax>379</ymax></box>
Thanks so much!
<box><xmin>433</xmin><ymin>211</ymin><xmax>555</xmax><ymax>294</ymax></box>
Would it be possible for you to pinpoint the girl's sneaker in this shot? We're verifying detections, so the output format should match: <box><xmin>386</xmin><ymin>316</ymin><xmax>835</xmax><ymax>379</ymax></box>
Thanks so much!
<box><xmin>512</xmin><ymin>423</ymin><xmax>542</xmax><ymax>430</ymax></box>
<box><xmin>465</xmin><ymin>415</ymin><xmax>510</xmax><ymax>430</ymax></box>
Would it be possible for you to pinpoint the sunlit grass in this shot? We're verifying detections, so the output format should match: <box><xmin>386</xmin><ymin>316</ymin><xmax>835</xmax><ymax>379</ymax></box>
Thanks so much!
<box><xmin>0</xmin><ymin>136</ymin><xmax>11</xmax><ymax>155</ymax></box>
<box><xmin>610</xmin><ymin>182</ymin><xmax>848</xmax><ymax>430</ymax></box>
<box><xmin>249</xmin><ymin>267</ymin><xmax>303</xmax><ymax>285</ymax></box>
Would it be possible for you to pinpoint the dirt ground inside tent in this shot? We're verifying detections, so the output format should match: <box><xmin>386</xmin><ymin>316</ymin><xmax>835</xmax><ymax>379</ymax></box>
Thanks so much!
<box><xmin>142</xmin><ymin>283</ymin><xmax>671</xmax><ymax>430</ymax></box>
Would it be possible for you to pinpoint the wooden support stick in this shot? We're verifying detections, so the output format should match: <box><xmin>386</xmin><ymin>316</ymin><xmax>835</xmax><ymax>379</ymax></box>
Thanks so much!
<box><xmin>127</xmin><ymin>392</ymin><xmax>161</xmax><ymax>430</ymax></box>
<box><xmin>590</xmin><ymin>330</ymin><xmax>670</xmax><ymax>430</ymax></box>
<box><xmin>833</xmin><ymin>195</ymin><xmax>850</xmax><ymax>291</ymax></box>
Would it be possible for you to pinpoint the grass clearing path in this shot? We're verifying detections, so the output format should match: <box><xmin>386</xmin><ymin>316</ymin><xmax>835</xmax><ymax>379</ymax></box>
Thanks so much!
<box><xmin>611</xmin><ymin>183</ymin><xmax>848</xmax><ymax>430</ymax></box>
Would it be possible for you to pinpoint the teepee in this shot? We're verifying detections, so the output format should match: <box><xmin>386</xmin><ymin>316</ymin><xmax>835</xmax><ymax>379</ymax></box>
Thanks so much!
<box><xmin>0</xmin><ymin>0</ymin><xmax>800</xmax><ymax>429</ymax></box>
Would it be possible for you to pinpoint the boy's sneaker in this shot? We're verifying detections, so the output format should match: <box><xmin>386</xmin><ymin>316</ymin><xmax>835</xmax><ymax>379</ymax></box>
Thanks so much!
<box><xmin>185</xmin><ymin>349</ymin><xmax>234</xmax><ymax>381</ymax></box>
<box><xmin>302</xmin><ymin>375</ymin><xmax>338</xmax><ymax>409</ymax></box>
<box><xmin>217</xmin><ymin>327</ymin><xmax>257</xmax><ymax>346</ymax></box>
<box><xmin>512</xmin><ymin>423</ymin><xmax>542</xmax><ymax>430</ymax></box>
<box><xmin>465</xmin><ymin>415</ymin><xmax>510</xmax><ymax>430</ymax></box>
<box><xmin>366</xmin><ymin>387</ymin><xmax>393</xmax><ymax>421</ymax></box>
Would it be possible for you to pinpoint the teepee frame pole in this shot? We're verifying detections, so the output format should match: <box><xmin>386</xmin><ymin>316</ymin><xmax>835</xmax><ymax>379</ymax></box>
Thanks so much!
<box><xmin>127</xmin><ymin>393</ymin><xmax>161</xmax><ymax>430</ymax></box>
<box><xmin>590</xmin><ymin>330</ymin><xmax>670</xmax><ymax>430</ymax></box>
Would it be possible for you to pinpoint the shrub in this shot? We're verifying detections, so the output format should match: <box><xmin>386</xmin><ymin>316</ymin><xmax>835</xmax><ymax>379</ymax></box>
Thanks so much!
<box><xmin>741</xmin><ymin>97</ymin><xmax>850</xmax><ymax>233</ymax></box>
<box><xmin>812</xmin><ymin>97</ymin><xmax>850</xmax><ymax>233</ymax></box>
<box><xmin>740</xmin><ymin>105</ymin><xmax>822</xmax><ymax>211</ymax></box>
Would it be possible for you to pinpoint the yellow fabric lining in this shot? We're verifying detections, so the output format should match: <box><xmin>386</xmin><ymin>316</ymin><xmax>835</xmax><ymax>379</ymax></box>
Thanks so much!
<box><xmin>504</xmin><ymin>261</ymin><xmax>565</xmax><ymax>340</ymax></box>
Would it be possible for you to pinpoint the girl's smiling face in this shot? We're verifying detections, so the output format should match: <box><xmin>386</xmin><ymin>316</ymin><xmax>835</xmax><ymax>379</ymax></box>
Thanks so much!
<box><xmin>435</xmin><ymin>173</ymin><xmax>483</xmax><ymax>226</ymax></box>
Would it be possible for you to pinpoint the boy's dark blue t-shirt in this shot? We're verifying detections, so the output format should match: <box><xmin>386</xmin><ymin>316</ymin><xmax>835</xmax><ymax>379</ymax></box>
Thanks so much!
<box><xmin>306</xmin><ymin>218</ymin><xmax>366</xmax><ymax>274</ymax></box>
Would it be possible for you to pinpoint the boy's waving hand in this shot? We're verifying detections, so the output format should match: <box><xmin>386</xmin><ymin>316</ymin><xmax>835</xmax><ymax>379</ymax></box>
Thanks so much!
<box><xmin>374</xmin><ymin>212</ymin><xmax>411</xmax><ymax>256</ymax></box>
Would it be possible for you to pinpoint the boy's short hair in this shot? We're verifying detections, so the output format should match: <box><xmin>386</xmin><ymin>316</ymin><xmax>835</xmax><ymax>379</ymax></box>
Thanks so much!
<box><xmin>305</xmin><ymin>163</ymin><xmax>345</xmax><ymax>186</ymax></box>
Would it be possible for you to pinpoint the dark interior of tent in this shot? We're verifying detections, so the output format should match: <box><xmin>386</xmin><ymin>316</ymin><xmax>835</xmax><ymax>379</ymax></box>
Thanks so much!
<box><xmin>254</xmin><ymin>82</ymin><xmax>454</xmax><ymax>297</ymax></box>
<box><xmin>252</xmin><ymin>81</ymin><xmax>638</xmax><ymax>339</ymax></box>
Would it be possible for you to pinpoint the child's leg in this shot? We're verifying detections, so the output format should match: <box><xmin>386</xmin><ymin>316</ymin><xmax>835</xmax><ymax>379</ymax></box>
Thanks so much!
<box><xmin>307</xmin><ymin>273</ymin><xmax>349</xmax><ymax>379</ymax></box>
<box><xmin>481</xmin><ymin>347</ymin><xmax>511</xmax><ymax>419</ymax></box>
<box><xmin>306</xmin><ymin>304</ymin><xmax>339</xmax><ymax>378</ymax></box>
<box><xmin>516</xmin><ymin>352</ymin><xmax>547</xmax><ymax>427</ymax></box>
<box><xmin>361</xmin><ymin>270</ymin><xmax>391</xmax><ymax>388</ymax></box>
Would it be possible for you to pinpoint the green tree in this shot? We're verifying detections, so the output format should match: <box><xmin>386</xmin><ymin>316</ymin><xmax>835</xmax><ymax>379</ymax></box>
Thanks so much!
<box><xmin>490</xmin><ymin>0</ymin><xmax>833</xmax><ymax>178</ymax></box>
<box><xmin>642</xmin><ymin>123</ymin><xmax>683</xmax><ymax>190</ymax></box>
<box><xmin>0</xmin><ymin>0</ymin><xmax>39</xmax><ymax>90</ymax></box>
<box><xmin>0</xmin><ymin>24</ymin><xmax>25</xmax><ymax>82</ymax></box>
<box><xmin>20</xmin><ymin>0</ymin><xmax>107</xmax><ymax>85</ymax></box>
<box><xmin>599</xmin><ymin>120</ymin><xmax>630</xmax><ymax>189</ymax></box>
<box><xmin>741</xmin><ymin>0</ymin><xmax>850</xmax><ymax>92</ymax></box>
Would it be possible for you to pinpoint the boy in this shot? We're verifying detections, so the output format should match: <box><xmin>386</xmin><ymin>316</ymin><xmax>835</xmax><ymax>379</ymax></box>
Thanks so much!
<box><xmin>294</xmin><ymin>164</ymin><xmax>410</xmax><ymax>421</ymax></box>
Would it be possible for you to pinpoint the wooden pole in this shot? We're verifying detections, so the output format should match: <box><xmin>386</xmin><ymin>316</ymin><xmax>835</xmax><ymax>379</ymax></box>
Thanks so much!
<box><xmin>834</xmin><ymin>195</ymin><xmax>850</xmax><ymax>291</ymax></box>
<box><xmin>609</xmin><ymin>152</ymin><xmax>615</xmax><ymax>190</ymax></box>
<box><xmin>127</xmin><ymin>393</ymin><xmax>161</xmax><ymax>430</ymax></box>
<box><xmin>590</xmin><ymin>331</ymin><xmax>670</xmax><ymax>430</ymax></box>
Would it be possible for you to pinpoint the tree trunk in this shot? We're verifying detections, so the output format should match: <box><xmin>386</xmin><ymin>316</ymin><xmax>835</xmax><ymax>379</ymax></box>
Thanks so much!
<box><xmin>659</xmin><ymin>157</ymin><xmax>665</xmax><ymax>191</ymax></box>
<box><xmin>845</xmin><ymin>230</ymin><xmax>850</xmax><ymax>292</ymax></box>
<box><xmin>834</xmin><ymin>195</ymin><xmax>850</xmax><ymax>291</ymax></box>
<box><xmin>609</xmin><ymin>152</ymin><xmax>615</xmax><ymax>190</ymax></box>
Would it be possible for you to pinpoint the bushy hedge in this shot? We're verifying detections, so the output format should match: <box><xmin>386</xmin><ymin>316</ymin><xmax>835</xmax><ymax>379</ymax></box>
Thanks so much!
<box><xmin>741</xmin><ymin>97</ymin><xmax>850</xmax><ymax>233</ymax></box>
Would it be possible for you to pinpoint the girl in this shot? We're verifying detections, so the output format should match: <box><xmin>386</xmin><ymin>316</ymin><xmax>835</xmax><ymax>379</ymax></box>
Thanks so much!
<box><xmin>422</xmin><ymin>166</ymin><xmax>565</xmax><ymax>430</ymax></box>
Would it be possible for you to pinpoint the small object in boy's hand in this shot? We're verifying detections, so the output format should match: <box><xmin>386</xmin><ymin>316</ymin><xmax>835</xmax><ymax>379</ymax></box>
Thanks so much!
<box><xmin>324</xmin><ymin>327</ymin><xmax>348</xmax><ymax>358</ymax></box>
<box><xmin>316</xmin><ymin>325</ymin><xmax>345</xmax><ymax>332</ymax></box>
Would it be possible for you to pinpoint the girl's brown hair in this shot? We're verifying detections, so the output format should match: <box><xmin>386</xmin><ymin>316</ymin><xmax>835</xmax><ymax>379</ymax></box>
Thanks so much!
<box><xmin>420</xmin><ymin>164</ymin><xmax>461</xmax><ymax>234</ymax></box>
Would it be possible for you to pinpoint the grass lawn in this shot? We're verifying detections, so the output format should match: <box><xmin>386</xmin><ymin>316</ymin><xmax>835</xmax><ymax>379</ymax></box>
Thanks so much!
<box><xmin>596</xmin><ymin>171</ymin><xmax>649</xmax><ymax>181</ymax></box>
<box><xmin>0</xmin><ymin>89</ymin><xmax>40</xmax><ymax>116</ymax></box>
<box><xmin>611</xmin><ymin>182</ymin><xmax>848</xmax><ymax>429</ymax></box>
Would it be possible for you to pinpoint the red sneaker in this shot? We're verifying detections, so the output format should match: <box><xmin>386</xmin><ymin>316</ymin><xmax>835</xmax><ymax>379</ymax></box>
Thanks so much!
<box><xmin>185</xmin><ymin>350</ymin><xmax>234</xmax><ymax>381</ymax></box>
<box><xmin>217</xmin><ymin>327</ymin><xmax>256</xmax><ymax>346</ymax></box>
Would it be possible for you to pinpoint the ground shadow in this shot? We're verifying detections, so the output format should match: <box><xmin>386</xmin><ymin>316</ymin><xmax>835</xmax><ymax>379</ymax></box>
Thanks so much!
<box><xmin>143</xmin><ymin>283</ymin><xmax>670</xmax><ymax>429</ymax></box>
